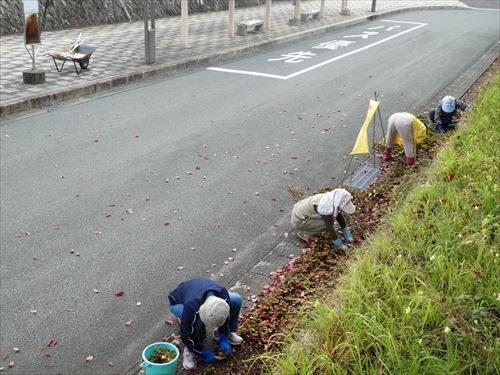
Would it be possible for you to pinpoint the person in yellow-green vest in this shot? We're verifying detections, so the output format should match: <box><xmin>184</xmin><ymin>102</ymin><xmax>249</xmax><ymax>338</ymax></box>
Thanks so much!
<box><xmin>383</xmin><ymin>112</ymin><xmax>426</xmax><ymax>166</ymax></box>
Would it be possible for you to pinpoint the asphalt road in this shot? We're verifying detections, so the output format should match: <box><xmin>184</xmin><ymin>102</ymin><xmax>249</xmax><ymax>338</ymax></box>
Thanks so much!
<box><xmin>1</xmin><ymin>9</ymin><xmax>499</xmax><ymax>375</ymax></box>
<box><xmin>462</xmin><ymin>0</ymin><xmax>499</xmax><ymax>9</ymax></box>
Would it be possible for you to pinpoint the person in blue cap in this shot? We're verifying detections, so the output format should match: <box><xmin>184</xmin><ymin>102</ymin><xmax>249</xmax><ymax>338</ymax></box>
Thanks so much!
<box><xmin>168</xmin><ymin>278</ymin><xmax>243</xmax><ymax>370</ymax></box>
<box><xmin>428</xmin><ymin>95</ymin><xmax>468</xmax><ymax>133</ymax></box>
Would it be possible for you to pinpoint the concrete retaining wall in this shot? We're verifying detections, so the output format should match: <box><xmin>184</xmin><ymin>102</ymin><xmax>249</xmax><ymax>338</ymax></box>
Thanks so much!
<box><xmin>1</xmin><ymin>0</ymin><xmax>291</xmax><ymax>35</ymax></box>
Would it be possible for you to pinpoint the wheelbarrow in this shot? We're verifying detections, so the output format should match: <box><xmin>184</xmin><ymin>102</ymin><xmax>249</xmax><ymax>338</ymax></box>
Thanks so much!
<box><xmin>46</xmin><ymin>33</ymin><xmax>96</xmax><ymax>74</ymax></box>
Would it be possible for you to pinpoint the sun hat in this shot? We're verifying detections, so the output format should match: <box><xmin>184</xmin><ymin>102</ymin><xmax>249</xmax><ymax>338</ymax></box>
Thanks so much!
<box><xmin>317</xmin><ymin>189</ymin><xmax>356</xmax><ymax>217</ymax></box>
<box><xmin>340</xmin><ymin>197</ymin><xmax>356</xmax><ymax>215</ymax></box>
<box><xmin>441</xmin><ymin>96</ymin><xmax>456</xmax><ymax>113</ymax></box>
<box><xmin>199</xmin><ymin>296</ymin><xmax>229</xmax><ymax>331</ymax></box>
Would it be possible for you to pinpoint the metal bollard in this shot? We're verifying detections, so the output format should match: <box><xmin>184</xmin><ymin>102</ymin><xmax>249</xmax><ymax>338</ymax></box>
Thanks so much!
<box><xmin>144</xmin><ymin>0</ymin><xmax>156</xmax><ymax>65</ymax></box>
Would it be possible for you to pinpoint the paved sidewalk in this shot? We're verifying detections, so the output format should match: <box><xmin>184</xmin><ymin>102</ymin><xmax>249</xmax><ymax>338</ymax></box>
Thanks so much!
<box><xmin>0</xmin><ymin>0</ymin><xmax>466</xmax><ymax>116</ymax></box>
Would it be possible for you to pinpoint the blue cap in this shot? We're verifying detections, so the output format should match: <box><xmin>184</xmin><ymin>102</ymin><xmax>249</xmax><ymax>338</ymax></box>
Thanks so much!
<box><xmin>441</xmin><ymin>96</ymin><xmax>456</xmax><ymax>113</ymax></box>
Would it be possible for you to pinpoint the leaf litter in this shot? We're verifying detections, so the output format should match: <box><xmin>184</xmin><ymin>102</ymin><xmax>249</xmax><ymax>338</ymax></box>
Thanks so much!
<box><xmin>203</xmin><ymin>111</ymin><xmax>451</xmax><ymax>375</ymax></box>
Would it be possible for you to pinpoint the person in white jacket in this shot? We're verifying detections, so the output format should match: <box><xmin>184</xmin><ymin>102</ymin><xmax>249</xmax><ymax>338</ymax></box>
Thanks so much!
<box><xmin>290</xmin><ymin>188</ymin><xmax>355</xmax><ymax>252</ymax></box>
<box><xmin>384</xmin><ymin>112</ymin><xmax>426</xmax><ymax>166</ymax></box>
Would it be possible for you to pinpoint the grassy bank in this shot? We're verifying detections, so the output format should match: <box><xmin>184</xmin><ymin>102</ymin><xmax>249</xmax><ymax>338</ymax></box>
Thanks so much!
<box><xmin>261</xmin><ymin>74</ymin><xmax>499</xmax><ymax>374</ymax></box>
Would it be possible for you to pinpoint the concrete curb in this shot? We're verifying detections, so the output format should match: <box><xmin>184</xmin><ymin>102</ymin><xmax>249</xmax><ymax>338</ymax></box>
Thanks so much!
<box><xmin>0</xmin><ymin>5</ymin><xmax>468</xmax><ymax>117</ymax></box>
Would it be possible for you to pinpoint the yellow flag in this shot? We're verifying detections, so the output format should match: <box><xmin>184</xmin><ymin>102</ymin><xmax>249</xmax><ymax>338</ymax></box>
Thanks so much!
<box><xmin>350</xmin><ymin>100</ymin><xmax>379</xmax><ymax>155</ymax></box>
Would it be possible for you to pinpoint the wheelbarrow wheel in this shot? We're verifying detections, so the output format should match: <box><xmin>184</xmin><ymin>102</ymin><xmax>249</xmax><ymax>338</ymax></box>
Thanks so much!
<box><xmin>79</xmin><ymin>59</ymin><xmax>89</xmax><ymax>69</ymax></box>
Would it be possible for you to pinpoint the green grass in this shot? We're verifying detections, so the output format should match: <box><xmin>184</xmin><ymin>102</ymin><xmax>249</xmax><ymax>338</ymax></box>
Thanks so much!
<box><xmin>261</xmin><ymin>75</ymin><xmax>500</xmax><ymax>375</ymax></box>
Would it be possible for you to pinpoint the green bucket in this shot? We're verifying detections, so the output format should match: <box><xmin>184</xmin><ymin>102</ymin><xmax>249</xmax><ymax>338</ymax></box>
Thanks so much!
<box><xmin>140</xmin><ymin>342</ymin><xmax>179</xmax><ymax>375</ymax></box>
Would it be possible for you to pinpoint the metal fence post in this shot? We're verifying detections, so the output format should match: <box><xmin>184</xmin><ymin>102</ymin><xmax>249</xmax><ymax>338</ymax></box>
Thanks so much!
<box><xmin>229</xmin><ymin>0</ymin><xmax>235</xmax><ymax>38</ymax></box>
<box><xmin>181</xmin><ymin>0</ymin><xmax>189</xmax><ymax>47</ymax></box>
<box><xmin>289</xmin><ymin>0</ymin><xmax>301</xmax><ymax>25</ymax></box>
<box><xmin>144</xmin><ymin>0</ymin><xmax>155</xmax><ymax>65</ymax></box>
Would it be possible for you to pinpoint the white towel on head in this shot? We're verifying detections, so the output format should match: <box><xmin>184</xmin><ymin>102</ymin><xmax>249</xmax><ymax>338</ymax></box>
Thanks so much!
<box><xmin>317</xmin><ymin>189</ymin><xmax>355</xmax><ymax>217</ymax></box>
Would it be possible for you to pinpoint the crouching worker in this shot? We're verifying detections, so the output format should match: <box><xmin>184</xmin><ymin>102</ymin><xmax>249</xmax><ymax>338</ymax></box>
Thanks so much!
<box><xmin>383</xmin><ymin>112</ymin><xmax>426</xmax><ymax>167</ymax></box>
<box><xmin>429</xmin><ymin>95</ymin><xmax>467</xmax><ymax>133</ymax></box>
<box><xmin>291</xmin><ymin>188</ymin><xmax>356</xmax><ymax>252</ymax></box>
<box><xmin>168</xmin><ymin>278</ymin><xmax>243</xmax><ymax>371</ymax></box>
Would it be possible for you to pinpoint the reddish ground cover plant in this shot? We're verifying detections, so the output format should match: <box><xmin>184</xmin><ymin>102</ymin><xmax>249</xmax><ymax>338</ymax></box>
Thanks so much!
<box><xmin>199</xmin><ymin>131</ymin><xmax>444</xmax><ymax>374</ymax></box>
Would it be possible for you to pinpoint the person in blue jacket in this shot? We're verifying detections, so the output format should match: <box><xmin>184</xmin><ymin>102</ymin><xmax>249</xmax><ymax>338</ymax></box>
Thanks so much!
<box><xmin>168</xmin><ymin>278</ymin><xmax>243</xmax><ymax>370</ymax></box>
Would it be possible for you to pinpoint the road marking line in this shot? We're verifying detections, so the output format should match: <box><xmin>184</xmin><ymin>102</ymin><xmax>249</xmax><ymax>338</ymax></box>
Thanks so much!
<box><xmin>207</xmin><ymin>21</ymin><xmax>427</xmax><ymax>80</ymax></box>
<box><xmin>206</xmin><ymin>67</ymin><xmax>288</xmax><ymax>80</ymax></box>
<box><xmin>286</xmin><ymin>22</ymin><xmax>427</xmax><ymax>79</ymax></box>
<box><xmin>380</xmin><ymin>19</ymin><xmax>427</xmax><ymax>25</ymax></box>
<box><xmin>463</xmin><ymin>5</ymin><xmax>500</xmax><ymax>11</ymax></box>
